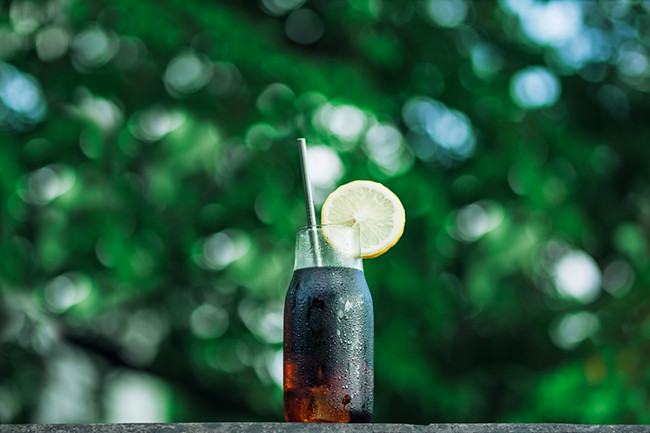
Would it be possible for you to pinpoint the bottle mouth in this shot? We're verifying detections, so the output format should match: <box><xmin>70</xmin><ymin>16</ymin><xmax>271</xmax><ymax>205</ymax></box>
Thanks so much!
<box><xmin>296</xmin><ymin>223</ymin><xmax>355</xmax><ymax>231</ymax></box>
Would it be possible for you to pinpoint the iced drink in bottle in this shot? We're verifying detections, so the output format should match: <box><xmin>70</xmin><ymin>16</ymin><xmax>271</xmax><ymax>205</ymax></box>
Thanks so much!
<box><xmin>283</xmin><ymin>225</ymin><xmax>374</xmax><ymax>422</ymax></box>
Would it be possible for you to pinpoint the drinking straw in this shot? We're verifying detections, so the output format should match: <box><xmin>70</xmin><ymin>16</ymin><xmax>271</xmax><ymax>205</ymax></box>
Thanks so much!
<box><xmin>297</xmin><ymin>138</ymin><xmax>322</xmax><ymax>266</ymax></box>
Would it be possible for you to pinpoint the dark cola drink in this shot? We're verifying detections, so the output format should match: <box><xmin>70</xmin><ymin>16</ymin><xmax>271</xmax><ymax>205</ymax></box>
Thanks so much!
<box><xmin>283</xmin><ymin>226</ymin><xmax>374</xmax><ymax>423</ymax></box>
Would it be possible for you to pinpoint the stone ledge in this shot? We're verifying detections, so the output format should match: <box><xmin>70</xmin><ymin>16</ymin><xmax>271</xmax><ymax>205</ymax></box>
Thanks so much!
<box><xmin>1</xmin><ymin>424</ymin><xmax>649</xmax><ymax>433</ymax></box>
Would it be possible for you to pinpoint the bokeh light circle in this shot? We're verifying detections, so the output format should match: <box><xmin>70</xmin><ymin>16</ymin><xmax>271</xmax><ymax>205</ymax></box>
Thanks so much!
<box><xmin>285</xmin><ymin>9</ymin><xmax>325</xmax><ymax>45</ymax></box>
<box><xmin>510</xmin><ymin>66</ymin><xmax>561</xmax><ymax>109</ymax></box>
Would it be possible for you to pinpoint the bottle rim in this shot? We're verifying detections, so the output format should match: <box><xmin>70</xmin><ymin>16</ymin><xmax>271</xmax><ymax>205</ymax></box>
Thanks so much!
<box><xmin>296</xmin><ymin>224</ymin><xmax>356</xmax><ymax>232</ymax></box>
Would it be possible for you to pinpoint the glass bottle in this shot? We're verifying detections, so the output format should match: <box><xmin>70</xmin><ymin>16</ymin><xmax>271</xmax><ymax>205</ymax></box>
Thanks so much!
<box><xmin>283</xmin><ymin>225</ymin><xmax>374</xmax><ymax>423</ymax></box>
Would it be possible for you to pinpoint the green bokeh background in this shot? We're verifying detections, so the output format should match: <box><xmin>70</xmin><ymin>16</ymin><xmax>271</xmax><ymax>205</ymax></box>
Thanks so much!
<box><xmin>1</xmin><ymin>0</ymin><xmax>650</xmax><ymax>424</ymax></box>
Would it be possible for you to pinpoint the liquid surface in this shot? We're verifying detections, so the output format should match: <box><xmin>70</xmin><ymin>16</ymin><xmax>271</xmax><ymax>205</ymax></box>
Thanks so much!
<box><xmin>283</xmin><ymin>266</ymin><xmax>374</xmax><ymax>423</ymax></box>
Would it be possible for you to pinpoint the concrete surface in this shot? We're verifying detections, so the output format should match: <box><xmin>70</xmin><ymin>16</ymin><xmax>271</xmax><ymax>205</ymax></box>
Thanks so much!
<box><xmin>0</xmin><ymin>424</ymin><xmax>649</xmax><ymax>433</ymax></box>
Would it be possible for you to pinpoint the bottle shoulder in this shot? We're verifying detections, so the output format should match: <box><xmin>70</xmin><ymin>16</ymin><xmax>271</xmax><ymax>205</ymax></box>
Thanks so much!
<box><xmin>287</xmin><ymin>266</ymin><xmax>371</xmax><ymax>300</ymax></box>
<box><xmin>290</xmin><ymin>266</ymin><xmax>368</xmax><ymax>287</ymax></box>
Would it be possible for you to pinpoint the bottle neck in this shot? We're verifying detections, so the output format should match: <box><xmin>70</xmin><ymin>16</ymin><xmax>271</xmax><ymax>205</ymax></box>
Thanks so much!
<box><xmin>293</xmin><ymin>225</ymin><xmax>363</xmax><ymax>271</ymax></box>
<box><xmin>294</xmin><ymin>254</ymin><xmax>363</xmax><ymax>271</ymax></box>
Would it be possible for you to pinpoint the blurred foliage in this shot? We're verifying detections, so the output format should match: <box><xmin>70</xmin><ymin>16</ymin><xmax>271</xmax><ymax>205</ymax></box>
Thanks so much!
<box><xmin>1</xmin><ymin>0</ymin><xmax>650</xmax><ymax>425</ymax></box>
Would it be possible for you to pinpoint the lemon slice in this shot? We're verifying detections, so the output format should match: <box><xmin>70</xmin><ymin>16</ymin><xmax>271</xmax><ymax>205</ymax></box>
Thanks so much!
<box><xmin>321</xmin><ymin>180</ymin><xmax>405</xmax><ymax>258</ymax></box>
